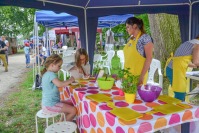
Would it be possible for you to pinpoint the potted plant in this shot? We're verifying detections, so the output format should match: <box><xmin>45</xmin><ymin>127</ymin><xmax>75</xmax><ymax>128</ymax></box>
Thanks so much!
<box><xmin>118</xmin><ymin>68</ymin><xmax>139</xmax><ymax>103</ymax></box>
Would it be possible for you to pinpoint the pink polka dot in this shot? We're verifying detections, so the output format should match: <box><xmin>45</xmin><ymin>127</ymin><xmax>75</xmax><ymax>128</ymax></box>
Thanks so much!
<box><xmin>169</xmin><ymin>114</ymin><xmax>180</xmax><ymax>125</ymax></box>
<box><xmin>78</xmin><ymin>92</ymin><xmax>85</xmax><ymax>101</ymax></box>
<box><xmin>157</xmin><ymin>100</ymin><xmax>167</xmax><ymax>104</ymax></box>
<box><xmin>71</xmin><ymin>96</ymin><xmax>76</xmax><ymax>105</ymax></box>
<box><xmin>138</xmin><ymin>122</ymin><xmax>152</xmax><ymax>132</ymax></box>
<box><xmin>88</xmin><ymin>87</ymin><xmax>98</xmax><ymax>89</ymax></box>
<box><xmin>116</xmin><ymin>126</ymin><xmax>125</xmax><ymax>133</ymax></box>
<box><xmin>83</xmin><ymin>115</ymin><xmax>90</xmax><ymax>128</ymax></box>
<box><xmin>132</xmin><ymin>105</ymin><xmax>148</xmax><ymax>111</ymax></box>
<box><xmin>87</xmin><ymin>90</ymin><xmax>99</xmax><ymax>94</ymax></box>
<box><xmin>105</xmin><ymin>112</ymin><xmax>115</xmax><ymax>126</ymax></box>
<box><xmin>153</xmin><ymin>112</ymin><xmax>165</xmax><ymax>116</ymax></box>
<box><xmin>84</xmin><ymin>101</ymin><xmax>89</xmax><ymax>114</ymax></box>
<box><xmin>66</xmin><ymin>87</ymin><xmax>70</xmax><ymax>95</ymax></box>
<box><xmin>112</xmin><ymin>91</ymin><xmax>119</xmax><ymax>95</ymax></box>
<box><xmin>100</xmin><ymin>89</ymin><xmax>111</xmax><ymax>92</ymax></box>
<box><xmin>99</xmin><ymin>105</ymin><xmax>112</xmax><ymax>110</ymax></box>
<box><xmin>89</xmin><ymin>114</ymin><xmax>97</xmax><ymax>127</ymax></box>
<box><xmin>115</xmin><ymin>101</ymin><xmax>129</xmax><ymax>107</ymax></box>
<box><xmin>195</xmin><ymin>108</ymin><xmax>199</xmax><ymax>118</ymax></box>
<box><xmin>75</xmin><ymin>88</ymin><xmax>87</xmax><ymax>91</ymax></box>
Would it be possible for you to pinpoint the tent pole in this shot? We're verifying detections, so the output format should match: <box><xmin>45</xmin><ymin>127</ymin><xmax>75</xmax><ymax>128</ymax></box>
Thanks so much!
<box><xmin>189</xmin><ymin>3</ymin><xmax>192</xmax><ymax>40</ymax></box>
<box><xmin>84</xmin><ymin>8</ymin><xmax>89</xmax><ymax>53</ymax></box>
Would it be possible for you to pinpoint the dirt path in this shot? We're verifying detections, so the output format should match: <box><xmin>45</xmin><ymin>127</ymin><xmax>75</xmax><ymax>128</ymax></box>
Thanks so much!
<box><xmin>0</xmin><ymin>54</ymin><xmax>34</xmax><ymax>103</ymax></box>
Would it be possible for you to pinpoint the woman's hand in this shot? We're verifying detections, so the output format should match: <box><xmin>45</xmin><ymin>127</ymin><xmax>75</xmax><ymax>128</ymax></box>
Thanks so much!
<box><xmin>137</xmin><ymin>76</ymin><xmax>144</xmax><ymax>86</ymax></box>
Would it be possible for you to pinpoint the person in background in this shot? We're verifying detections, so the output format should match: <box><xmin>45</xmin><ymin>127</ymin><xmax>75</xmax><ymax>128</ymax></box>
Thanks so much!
<box><xmin>29</xmin><ymin>41</ymin><xmax>34</xmax><ymax>54</ymax></box>
<box><xmin>124</xmin><ymin>17</ymin><xmax>153</xmax><ymax>85</ymax></box>
<box><xmin>0</xmin><ymin>40</ymin><xmax>8</xmax><ymax>72</ymax></box>
<box><xmin>1</xmin><ymin>36</ymin><xmax>9</xmax><ymax>65</ymax></box>
<box><xmin>69</xmin><ymin>48</ymin><xmax>90</xmax><ymax>79</ymax></box>
<box><xmin>165</xmin><ymin>35</ymin><xmax>199</xmax><ymax>101</ymax></box>
<box><xmin>41</xmin><ymin>54</ymin><xmax>76</xmax><ymax>121</ymax></box>
<box><xmin>23</xmin><ymin>42</ymin><xmax>30</xmax><ymax>68</ymax></box>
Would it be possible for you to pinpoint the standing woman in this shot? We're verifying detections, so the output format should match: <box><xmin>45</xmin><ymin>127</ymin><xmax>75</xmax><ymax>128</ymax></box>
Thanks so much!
<box><xmin>124</xmin><ymin>17</ymin><xmax>153</xmax><ymax>85</ymax></box>
<box><xmin>165</xmin><ymin>35</ymin><xmax>199</xmax><ymax>101</ymax></box>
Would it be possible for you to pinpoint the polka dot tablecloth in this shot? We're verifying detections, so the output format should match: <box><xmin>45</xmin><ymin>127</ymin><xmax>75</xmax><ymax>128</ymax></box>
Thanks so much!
<box><xmin>59</xmin><ymin>81</ymin><xmax>199</xmax><ymax>133</ymax></box>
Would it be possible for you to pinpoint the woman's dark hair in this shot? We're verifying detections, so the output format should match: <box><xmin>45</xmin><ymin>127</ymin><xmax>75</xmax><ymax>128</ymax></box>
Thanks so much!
<box><xmin>41</xmin><ymin>54</ymin><xmax>62</xmax><ymax>76</ymax></box>
<box><xmin>75</xmin><ymin>48</ymin><xmax>89</xmax><ymax>68</ymax></box>
<box><xmin>125</xmin><ymin>17</ymin><xmax>146</xmax><ymax>34</ymax></box>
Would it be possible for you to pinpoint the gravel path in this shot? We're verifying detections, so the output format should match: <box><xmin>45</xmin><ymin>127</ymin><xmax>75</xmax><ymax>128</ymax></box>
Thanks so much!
<box><xmin>0</xmin><ymin>53</ymin><xmax>34</xmax><ymax>105</ymax></box>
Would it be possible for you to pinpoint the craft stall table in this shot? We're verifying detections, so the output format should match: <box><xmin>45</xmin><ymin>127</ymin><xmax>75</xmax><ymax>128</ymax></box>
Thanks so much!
<box><xmin>59</xmin><ymin>78</ymin><xmax>199</xmax><ymax>133</ymax></box>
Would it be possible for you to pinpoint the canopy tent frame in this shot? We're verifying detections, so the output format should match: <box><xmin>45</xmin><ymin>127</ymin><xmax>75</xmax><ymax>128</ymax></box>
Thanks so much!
<box><xmin>1</xmin><ymin>0</ymin><xmax>199</xmax><ymax>75</ymax></box>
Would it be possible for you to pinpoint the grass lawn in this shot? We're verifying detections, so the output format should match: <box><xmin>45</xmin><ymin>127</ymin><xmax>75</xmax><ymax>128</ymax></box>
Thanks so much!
<box><xmin>0</xmin><ymin>50</ymin><xmax>199</xmax><ymax>132</ymax></box>
<box><xmin>0</xmin><ymin>70</ymin><xmax>52</xmax><ymax>133</ymax></box>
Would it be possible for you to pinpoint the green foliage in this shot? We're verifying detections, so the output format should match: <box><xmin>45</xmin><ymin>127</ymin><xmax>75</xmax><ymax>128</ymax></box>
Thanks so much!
<box><xmin>0</xmin><ymin>6</ymin><xmax>45</xmax><ymax>38</ymax></box>
<box><xmin>118</xmin><ymin>68</ymin><xmax>139</xmax><ymax>94</ymax></box>
<box><xmin>97</xmin><ymin>14</ymin><xmax>150</xmax><ymax>44</ymax></box>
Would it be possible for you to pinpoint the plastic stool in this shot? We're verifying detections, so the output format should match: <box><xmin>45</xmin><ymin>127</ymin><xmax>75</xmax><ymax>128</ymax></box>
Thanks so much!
<box><xmin>45</xmin><ymin>121</ymin><xmax>77</xmax><ymax>133</ymax></box>
<box><xmin>35</xmin><ymin>110</ymin><xmax>65</xmax><ymax>133</ymax></box>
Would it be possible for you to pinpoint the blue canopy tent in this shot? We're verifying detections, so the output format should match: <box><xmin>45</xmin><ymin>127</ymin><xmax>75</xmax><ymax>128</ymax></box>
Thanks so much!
<box><xmin>0</xmin><ymin>0</ymin><xmax>199</xmax><ymax>74</ymax></box>
<box><xmin>36</xmin><ymin>10</ymin><xmax>133</xmax><ymax>28</ymax></box>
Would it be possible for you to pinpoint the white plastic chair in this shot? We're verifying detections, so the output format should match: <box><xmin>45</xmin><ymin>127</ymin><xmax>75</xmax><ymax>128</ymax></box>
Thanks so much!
<box><xmin>35</xmin><ymin>110</ymin><xmax>66</xmax><ymax>133</ymax></box>
<box><xmin>147</xmin><ymin>59</ymin><xmax>163</xmax><ymax>88</ymax></box>
<box><xmin>45</xmin><ymin>121</ymin><xmax>77</xmax><ymax>133</ymax></box>
<box><xmin>105</xmin><ymin>44</ymin><xmax>114</xmax><ymax>52</ymax></box>
<box><xmin>116</xmin><ymin>50</ymin><xmax>124</xmax><ymax>69</ymax></box>
<box><xmin>62</xmin><ymin>50</ymin><xmax>76</xmax><ymax>57</ymax></box>
<box><xmin>59</xmin><ymin>54</ymin><xmax>75</xmax><ymax>80</ymax></box>
<box><xmin>93</xmin><ymin>54</ymin><xmax>102</xmax><ymax>69</ymax></box>
<box><xmin>101</xmin><ymin>50</ymin><xmax>115</xmax><ymax>75</ymax></box>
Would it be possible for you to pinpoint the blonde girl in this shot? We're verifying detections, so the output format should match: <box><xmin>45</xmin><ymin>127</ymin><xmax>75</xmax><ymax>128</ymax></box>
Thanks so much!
<box><xmin>41</xmin><ymin>54</ymin><xmax>76</xmax><ymax>121</ymax></box>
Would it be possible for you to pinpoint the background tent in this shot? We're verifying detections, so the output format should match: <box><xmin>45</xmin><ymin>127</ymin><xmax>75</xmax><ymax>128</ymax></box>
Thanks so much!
<box><xmin>1</xmin><ymin>0</ymin><xmax>199</xmax><ymax>71</ymax></box>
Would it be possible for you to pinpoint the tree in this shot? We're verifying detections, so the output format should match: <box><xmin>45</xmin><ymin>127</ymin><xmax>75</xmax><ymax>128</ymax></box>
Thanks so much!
<box><xmin>0</xmin><ymin>6</ymin><xmax>45</xmax><ymax>38</ymax></box>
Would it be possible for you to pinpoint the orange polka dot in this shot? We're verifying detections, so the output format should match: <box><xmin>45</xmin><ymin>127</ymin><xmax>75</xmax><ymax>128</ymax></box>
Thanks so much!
<box><xmin>97</xmin><ymin>112</ymin><xmax>105</xmax><ymax>127</ymax></box>
<box><xmin>58</xmin><ymin>87</ymin><xmax>63</xmax><ymax>92</ymax></box>
<box><xmin>97</xmin><ymin>128</ymin><xmax>103</xmax><ymax>133</ymax></box>
<box><xmin>145</xmin><ymin>102</ymin><xmax>160</xmax><ymax>108</ymax></box>
<box><xmin>89</xmin><ymin>83</ymin><xmax>95</xmax><ymax>86</ymax></box>
<box><xmin>182</xmin><ymin>110</ymin><xmax>193</xmax><ymax>121</ymax></box>
<box><xmin>74</xmin><ymin>93</ymin><xmax>79</xmax><ymax>103</ymax></box>
<box><xmin>154</xmin><ymin>117</ymin><xmax>167</xmax><ymax>129</ymax></box>
<box><xmin>80</xmin><ymin>81</ymin><xmax>88</xmax><ymax>84</ymax></box>
<box><xmin>79</xmin><ymin>102</ymin><xmax>82</xmax><ymax>114</ymax></box>
<box><xmin>90</xmin><ymin>128</ymin><xmax>96</xmax><ymax>133</ymax></box>
<box><xmin>118</xmin><ymin>118</ymin><xmax>137</xmax><ymax>125</ymax></box>
<box><xmin>139</xmin><ymin>114</ymin><xmax>153</xmax><ymax>120</ymax></box>
<box><xmin>112</xmin><ymin>86</ymin><xmax>119</xmax><ymax>90</ymax></box>
<box><xmin>64</xmin><ymin>91</ymin><xmax>69</xmax><ymax>98</ymax></box>
<box><xmin>60</xmin><ymin>94</ymin><xmax>64</xmax><ymax>101</ymax></box>
<box><xmin>106</xmin><ymin>127</ymin><xmax>113</xmax><ymax>133</ymax></box>
<box><xmin>82</xmin><ymin>129</ymin><xmax>87</xmax><ymax>133</ymax></box>
<box><xmin>69</xmin><ymin>87</ymin><xmax>73</xmax><ymax>93</ymax></box>
<box><xmin>113</xmin><ymin>96</ymin><xmax>125</xmax><ymax>100</ymax></box>
<box><xmin>128</xmin><ymin>128</ymin><xmax>135</xmax><ymax>133</ymax></box>
<box><xmin>134</xmin><ymin>99</ymin><xmax>143</xmax><ymax>104</ymax></box>
<box><xmin>90</xmin><ymin>101</ymin><xmax>97</xmax><ymax>112</ymax></box>
<box><xmin>104</xmin><ymin>93</ymin><xmax>112</xmax><ymax>97</ymax></box>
